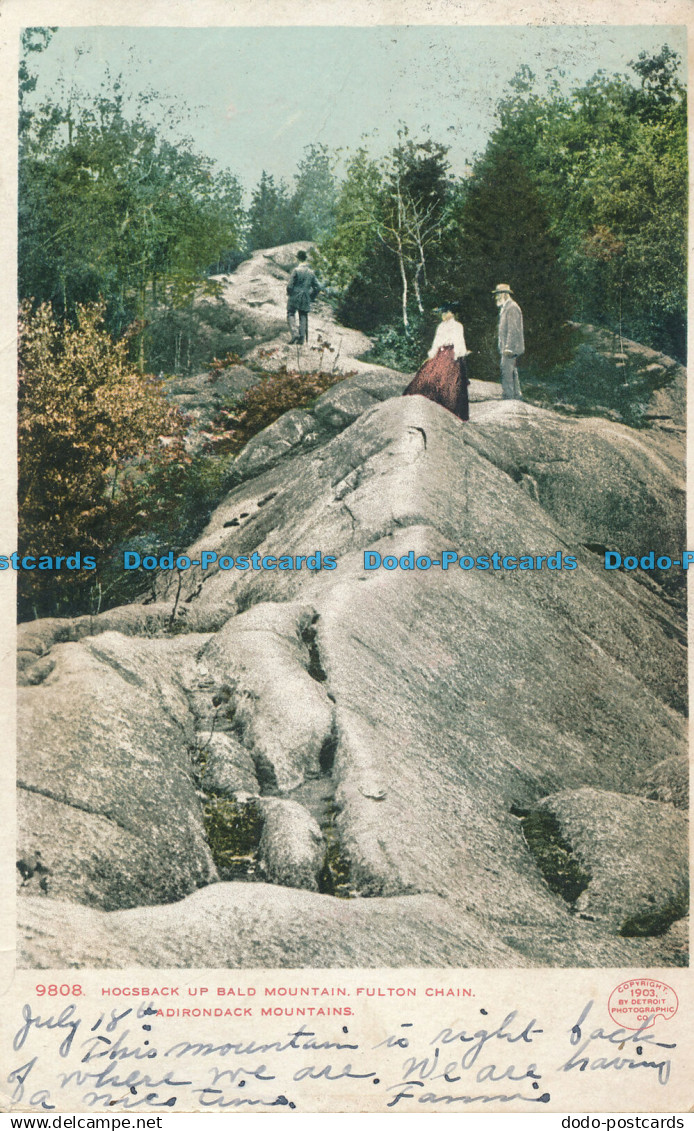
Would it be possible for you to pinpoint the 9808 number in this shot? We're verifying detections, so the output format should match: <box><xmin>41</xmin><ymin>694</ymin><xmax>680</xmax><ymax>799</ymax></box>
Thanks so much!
<box><xmin>35</xmin><ymin>984</ymin><xmax>83</xmax><ymax>997</ymax></box>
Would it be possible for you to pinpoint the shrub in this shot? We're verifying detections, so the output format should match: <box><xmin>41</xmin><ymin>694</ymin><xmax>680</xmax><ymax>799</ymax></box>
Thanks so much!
<box><xmin>101</xmin><ymin>451</ymin><xmax>236</xmax><ymax>610</ymax></box>
<box><xmin>205</xmin><ymin>363</ymin><xmax>348</xmax><ymax>455</ymax></box>
<box><xmin>18</xmin><ymin>301</ymin><xmax>351</xmax><ymax>621</ymax></box>
<box><xmin>145</xmin><ymin>299</ymin><xmax>260</xmax><ymax>375</ymax></box>
<box><xmin>363</xmin><ymin>318</ymin><xmax>432</xmax><ymax>373</ymax></box>
<box><xmin>18</xmin><ymin>301</ymin><xmax>189</xmax><ymax>619</ymax></box>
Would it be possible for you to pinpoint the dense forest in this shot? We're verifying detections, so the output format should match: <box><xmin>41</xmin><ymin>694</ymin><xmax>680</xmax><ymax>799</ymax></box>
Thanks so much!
<box><xmin>17</xmin><ymin>32</ymin><xmax>687</xmax><ymax>619</ymax></box>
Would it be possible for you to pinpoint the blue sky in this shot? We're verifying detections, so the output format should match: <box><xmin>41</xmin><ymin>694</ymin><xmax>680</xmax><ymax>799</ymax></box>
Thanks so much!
<box><xmin>23</xmin><ymin>25</ymin><xmax>687</xmax><ymax>194</ymax></box>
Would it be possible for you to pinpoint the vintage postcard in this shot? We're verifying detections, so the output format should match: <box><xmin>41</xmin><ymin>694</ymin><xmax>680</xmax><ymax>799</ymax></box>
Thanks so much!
<box><xmin>0</xmin><ymin>0</ymin><xmax>691</xmax><ymax>1117</ymax></box>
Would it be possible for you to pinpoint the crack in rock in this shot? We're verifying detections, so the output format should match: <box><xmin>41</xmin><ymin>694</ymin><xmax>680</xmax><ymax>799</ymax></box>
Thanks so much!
<box><xmin>187</xmin><ymin>605</ymin><xmax>358</xmax><ymax>899</ymax></box>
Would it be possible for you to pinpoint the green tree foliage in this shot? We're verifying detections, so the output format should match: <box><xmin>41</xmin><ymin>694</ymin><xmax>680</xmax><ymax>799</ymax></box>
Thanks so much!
<box><xmin>377</xmin><ymin>136</ymin><xmax>451</xmax><ymax>326</ymax></box>
<box><xmin>18</xmin><ymin>302</ymin><xmax>190</xmax><ymax>619</ymax></box>
<box><xmin>322</xmin><ymin>131</ymin><xmax>570</xmax><ymax>377</ymax></box>
<box><xmin>323</xmin><ymin>137</ymin><xmax>453</xmax><ymax>340</ymax></box>
<box><xmin>319</xmin><ymin>50</ymin><xmax>685</xmax><ymax>374</ymax></box>
<box><xmin>291</xmin><ymin>143</ymin><xmax>338</xmax><ymax>240</ymax></box>
<box><xmin>18</xmin><ymin>28</ymin><xmax>55</xmax><ymax>136</ymax></box>
<box><xmin>246</xmin><ymin>170</ymin><xmax>297</xmax><ymax>250</ymax></box>
<box><xmin>319</xmin><ymin>148</ymin><xmax>397</xmax><ymax>331</ymax></box>
<box><xmin>19</xmin><ymin>69</ymin><xmax>245</xmax><ymax>367</ymax></box>
<box><xmin>247</xmin><ymin>146</ymin><xmax>338</xmax><ymax>249</ymax></box>
<box><xmin>318</xmin><ymin>147</ymin><xmax>382</xmax><ymax>288</ymax></box>
<box><xmin>493</xmin><ymin>49</ymin><xmax>687</xmax><ymax>360</ymax></box>
<box><xmin>450</xmin><ymin>142</ymin><xmax>573</xmax><ymax>379</ymax></box>
<box><xmin>630</xmin><ymin>45</ymin><xmax>683</xmax><ymax>115</ymax></box>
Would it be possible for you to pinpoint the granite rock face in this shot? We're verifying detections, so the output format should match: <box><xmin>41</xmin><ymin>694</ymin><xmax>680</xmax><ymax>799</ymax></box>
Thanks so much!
<box><xmin>257</xmin><ymin>798</ymin><xmax>325</xmax><ymax>892</ymax></box>
<box><xmin>635</xmin><ymin>756</ymin><xmax>689</xmax><ymax>810</ymax></box>
<box><xmin>202</xmin><ymin>602</ymin><xmax>335</xmax><ymax>792</ymax></box>
<box><xmin>530</xmin><ymin>788</ymin><xmax>688</xmax><ymax>932</ymax></box>
<box><xmin>16</xmin><ymin>254</ymin><xmax>687</xmax><ymax>969</ymax></box>
<box><xmin>17</xmin><ymin>633</ymin><xmax>218</xmax><ymax>911</ymax></box>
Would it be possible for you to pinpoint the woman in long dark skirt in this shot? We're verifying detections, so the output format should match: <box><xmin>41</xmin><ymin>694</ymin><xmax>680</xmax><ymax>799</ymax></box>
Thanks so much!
<box><xmin>403</xmin><ymin>306</ymin><xmax>470</xmax><ymax>422</ymax></box>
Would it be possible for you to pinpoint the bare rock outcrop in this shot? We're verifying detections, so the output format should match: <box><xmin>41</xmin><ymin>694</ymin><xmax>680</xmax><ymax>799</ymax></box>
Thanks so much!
<box><xmin>16</xmin><ymin>251</ymin><xmax>687</xmax><ymax>969</ymax></box>
<box><xmin>203</xmin><ymin>602</ymin><xmax>335</xmax><ymax>792</ymax></box>
<box><xmin>215</xmin><ymin>241</ymin><xmax>374</xmax><ymax>374</ymax></box>
<box><xmin>257</xmin><ymin>799</ymin><xmax>325</xmax><ymax>891</ymax></box>
<box><xmin>17</xmin><ymin>633</ymin><xmax>218</xmax><ymax>911</ymax></box>
<box><xmin>635</xmin><ymin>756</ymin><xmax>689</xmax><ymax>810</ymax></box>
<box><xmin>526</xmin><ymin>788</ymin><xmax>688</xmax><ymax>933</ymax></box>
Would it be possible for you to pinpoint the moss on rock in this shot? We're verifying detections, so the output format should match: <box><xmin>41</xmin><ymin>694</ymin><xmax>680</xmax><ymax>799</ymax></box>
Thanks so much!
<box><xmin>203</xmin><ymin>797</ymin><xmax>264</xmax><ymax>880</ymax></box>
<box><xmin>620</xmin><ymin>888</ymin><xmax>689</xmax><ymax>938</ymax></box>
<box><xmin>521</xmin><ymin>811</ymin><xmax>591</xmax><ymax>905</ymax></box>
<box><xmin>318</xmin><ymin>802</ymin><xmax>355</xmax><ymax>899</ymax></box>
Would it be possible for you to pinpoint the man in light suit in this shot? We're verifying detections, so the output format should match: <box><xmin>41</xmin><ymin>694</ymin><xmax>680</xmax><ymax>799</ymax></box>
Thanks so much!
<box><xmin>493</xmin><ymin>283</ymin><xmax>524</xmax><ymax>400</ymax></box>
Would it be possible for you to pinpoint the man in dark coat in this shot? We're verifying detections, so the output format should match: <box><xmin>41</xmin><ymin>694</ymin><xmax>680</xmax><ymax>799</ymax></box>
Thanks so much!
<box><xmin>493</xmin><ymin>283</ymin><xmax>525</xmax><ymax>400</ymax></box>
<box><xmin>287</xmin><ymin>250</ymin><xmax>323</xmax><ymax>344</ymax></box>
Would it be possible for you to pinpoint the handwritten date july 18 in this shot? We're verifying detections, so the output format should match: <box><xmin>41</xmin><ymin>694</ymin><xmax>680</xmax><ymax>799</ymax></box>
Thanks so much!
<box><xmin>6</xmin><ymin>997</ymin><xmax>677</xmax><ymax>1113</ymax></box>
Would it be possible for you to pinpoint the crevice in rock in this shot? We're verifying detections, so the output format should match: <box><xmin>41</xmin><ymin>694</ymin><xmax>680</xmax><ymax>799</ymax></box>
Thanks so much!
<box><xmin>234</xmin><ymin>590</ymin><xmax>258</xmax><ymax>615</ymax></box>
<box><xmin>312</xmin><ymin>701</ymin><xmax>357</xmax><ymax>898</ymax></box>
<box><xmin>317</xmin><ymin>800</ymin><xmax>355</xmax><ymax>898</ymax></box>
<box><xmin>251</xmin><ymin>751</ymin><xmax>280</xmax><ymax>794</ymax></box>
<box><xmin>408</xmin><ymin>425</ymin><xmax>427</xmax><ymax>450</ymax></box>
<box><xmin>301</xmin><ymin>615</ymin><xmax>328</xmax><ymax>683</ymax></box>
<box><xmin>519</xmin><ymin>473</ymin><xmax>540</xmax><ymax>502</ymax></box>
<box><xmin>187</xmin><ymin>612</ymin><xmax>361</xmax><ymax>900</ymax></box>
<box><xmin>510</xmin><ymin>803</ymin><xmax>530</xmax><ymax>818</ymax></box>
<box><xmin>17</xmin><ymin>656</ymin><xmax>56</xmax><ymax>687</ymax></box>
<box><xmin>188</xmin><ymin>705</ymin><xmax>266</xmax><ymax>882</ymax></box>
<box><xmin>516</xmin><ymin>808</ymin><xmax>592</xmax><ymax>906</ymax></box>
<box><xmin>188</xmin><ymin>705</ymin><xmax>224</xmax><ymax>782</ymax></box>
<box><xmin>319</xmin><ymin>729</ymin><xmax>338</xmax><ymax>775</ymax></box>
<box><xmin>85</xmin><ymin>645</ymin><xmax>146</xmax><ymax>688</ymax></box>
<box><xmin>333</xmin><ymin>468</ymin><xmax>361</xmax><ymax>501</ymax></box>
<box><xmin>17</xmin><ymin>781</ymin><xmax>138</xmax><ymax>837</ymax></box>
<box><xmin>341</xmin><ymin>501</ymin><xmax>357</xmax><ymax>535</ymax></box>
<box><xmin>296</xmin><ymin>625</ymin><xmax>355</xmax><ymax>898</ymax></box>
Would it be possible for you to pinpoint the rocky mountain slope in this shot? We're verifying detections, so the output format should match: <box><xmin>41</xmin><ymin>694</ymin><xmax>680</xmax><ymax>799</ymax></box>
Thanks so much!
<box><xmin>17</xmin><ymin>246</ymin><xmax>688</xmax><ymax>968</ymax></box>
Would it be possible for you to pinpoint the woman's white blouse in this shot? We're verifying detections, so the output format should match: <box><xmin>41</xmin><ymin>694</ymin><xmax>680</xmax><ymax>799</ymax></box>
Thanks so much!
<box><xmin>428</xmin><ymin>318</ymin><xmax>468</xmax><ymax>360</ymax></box>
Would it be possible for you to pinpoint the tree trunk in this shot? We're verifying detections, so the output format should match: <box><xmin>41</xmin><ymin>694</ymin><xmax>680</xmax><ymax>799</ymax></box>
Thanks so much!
<box><xmin>413</xmin><ymin>260</ymin><xmax>424</xmax><ymax>315</ymax></box>
<box><xmin>138</xmin><ymin>269</ymin><xmax>146</xmax><ymax>373</ymax></box>
<box><xmin>398</xmin><ymin>247</ymin><xmax>409</xmax><ymax>329</ymax></box>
